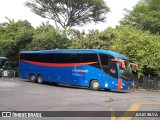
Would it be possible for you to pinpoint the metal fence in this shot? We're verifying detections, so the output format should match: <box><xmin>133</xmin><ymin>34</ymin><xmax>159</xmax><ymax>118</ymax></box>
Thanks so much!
<box><xmin>1</xmin><ymin>70</ymin><xmax>15</xmax><ymax>81</ymax></box>
<box><xmin>134</xmin><ymin>76</ymin><xmax>160</xmax><ymax>90</ymax></box>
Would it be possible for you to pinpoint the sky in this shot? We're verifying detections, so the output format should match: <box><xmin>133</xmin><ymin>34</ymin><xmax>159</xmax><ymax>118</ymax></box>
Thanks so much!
<box><xmin>0</xmin><ymin>0</ymin><xmax>140</xmax><ymax>31</ymax></box>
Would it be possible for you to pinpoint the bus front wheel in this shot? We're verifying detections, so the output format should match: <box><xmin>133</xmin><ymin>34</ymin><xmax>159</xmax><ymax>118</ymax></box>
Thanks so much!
<box><xmin>90</xmin><ymin>80</ymin><xmax>100</xmax><ymax>91</ymax></box>
<box><xmin>37</xmin><ymin>75</ymin><xmax>44</xmax><ymax>84</ymax></box>
<box><xmin>29</xmin><ymin>74</ymin><xmax>36</xmax><ymax>83</ymax></box>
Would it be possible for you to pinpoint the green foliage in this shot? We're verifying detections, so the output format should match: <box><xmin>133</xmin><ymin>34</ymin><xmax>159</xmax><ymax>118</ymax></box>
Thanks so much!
<box><xmin>0</xmin><ymin>19</ymin><xmax>33</xmax><ymax>40</ymax></box>
<box><xmin>27</xmin><ymin>23</ymin><xmax>68</xmax><ymax>50</ymax></box>
<box><xmin>107</xmin><ymin>26</ymin><xmax>160</xmax><ymax>77</ymax></box>
<box><xmin>0</xmin><ymin>19</ymin><xmax>34</xmax><ymax>67</ymax></box>
<box><xmin>25</xmin><ymin>0</ymin><xmax>110</xmax><ymax>29</ymax></box>
<box><xmin>0</xmin><ymin>19</ymin><xmax>68</xmax><ymax>67</ymax></box>
<box><xmin>69</xmin><ymin>29</ymin><xmax>111</xmax><ymax>49</ymax></box>
<box><xmin>15</xmin><ymin>28</ymin><xmax>34</xmax><ymax>51</ymax></box>
<box><xmin>121</xmin><ymin>0</ymin><xmax>160</xmax><ymax>34</ymax></box>
<box><xmin>0</xmin><ymin>40</ymin><xmax>15</xmax><ymax>57</ymax></box>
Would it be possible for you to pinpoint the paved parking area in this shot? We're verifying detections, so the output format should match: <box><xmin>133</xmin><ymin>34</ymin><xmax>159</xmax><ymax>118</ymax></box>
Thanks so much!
<box><xmin>0</xmin><ymin>78</ymin><xmax>160</xmax><ymax>120</ymax></box>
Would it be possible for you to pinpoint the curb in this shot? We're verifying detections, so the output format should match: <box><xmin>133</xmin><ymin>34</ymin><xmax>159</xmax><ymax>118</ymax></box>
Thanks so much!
<box><xmin>132</xmin><ymin>89</ymin><xmax>160</xmax><ymax>92</ymax></box>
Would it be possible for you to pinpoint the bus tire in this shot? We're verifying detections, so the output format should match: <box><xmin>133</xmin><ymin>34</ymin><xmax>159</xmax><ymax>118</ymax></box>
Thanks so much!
<box><xmin>37</xmin><ymin>74</ymin><xmax>44</xmax><ymax>84</ymax></box>
<box><xmin>29</xmin><ymin>74</ymin><xmax>36</xmax><ymax>83</ymax></box>
<box><xmin>90</xmin><ymin>80</ymin><xmax>100</xmax><ymax>91</ymax></box>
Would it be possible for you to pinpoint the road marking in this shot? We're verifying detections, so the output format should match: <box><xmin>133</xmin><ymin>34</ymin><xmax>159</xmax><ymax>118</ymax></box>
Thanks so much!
<box><xmin>99</xmin><ymin>96</ymin><xmax>116</xmax><ymax>120</ymax></box>
<box><xmin>111</xmin><ymin>111</ymin><xmax>116</xmax><ymax>120</ymax></box>
<box><xmin>99</xmin><ymin>96</ymin><xmax>160</xmax><ymax>120</ymax></box>
<box><xmin>118</xmin><ymin>101</ymin><xmax>160</xmax><ymax>120</ymax></box>
<box><xmin>117</xmin><ymin>102</ymin><xmax>143</xmax><ymax>120</ymax></box>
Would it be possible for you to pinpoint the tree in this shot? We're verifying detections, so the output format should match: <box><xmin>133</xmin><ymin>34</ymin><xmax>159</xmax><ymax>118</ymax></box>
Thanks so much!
<box><xmin>120</xmin><ymin>0</ymin><xmax>160</xmax><ymax>34</ymax></box>
<box><xmin>0</xmin><ymin>18</ymin><xmax>33</xmax><ymax>40</ymax></box>
<box><xmin>25</xmin><ymin>0</ymin><xmax>110</xmax><ymax>30</ymax></box>
<box><xmin>106</xmin><ymin>26</ymin><xmax>160</xmax><ymax>77</ymax></box>
<box><xmin>27</xmin><ymin>23</ymin><xmax>68</xmax><ymax>50</ymax></box>
<box><xmin>69</xmin><ymin>29</ymin><xmax>111</xmax><ymax>49</ymax></box>
<box><xmin>0</xmin><ymin>40</ymin><xmax>15</xmax><ymax>57</ymax></box>
<box><xmin>0</xmin><ymin>19</ymin><xmax>34</xmax><ymax>67</ymax></box>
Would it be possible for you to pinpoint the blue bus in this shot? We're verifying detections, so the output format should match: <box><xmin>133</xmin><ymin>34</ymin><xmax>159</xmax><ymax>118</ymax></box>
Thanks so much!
<box><xmin>19</xmin><ymin>49</ymin><xmax>138</xmax><ymax>91</ymax></box>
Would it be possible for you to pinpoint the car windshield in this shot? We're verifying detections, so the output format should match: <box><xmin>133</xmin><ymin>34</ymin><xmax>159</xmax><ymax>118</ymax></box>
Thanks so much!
<box><xmin>119</xmin><ymin>59</ymin><xmax>132</xmax><ymax>80</ymax></box>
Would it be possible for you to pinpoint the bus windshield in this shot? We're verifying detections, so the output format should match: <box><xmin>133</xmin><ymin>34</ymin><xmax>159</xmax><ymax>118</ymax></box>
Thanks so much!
<box><xmin>119</xmin><ymin>59</ymin><xmax>132</xmax><ymax>80</ymax></box>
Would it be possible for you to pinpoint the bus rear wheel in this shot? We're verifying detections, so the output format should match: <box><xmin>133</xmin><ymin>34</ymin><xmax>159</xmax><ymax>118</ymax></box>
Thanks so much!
<box><xmin>37</xmin><ymin>75</ymin><xmax>44</xmax><ymax>84</ymax></box>
<box><xmin>29</xmin><ymin>74</ymin><xmax>36</xmax><ymax>83</ymax></box>
<box><xmin>90</xmin><ymin>80</ymin><xmax>100</xmax><ymax>91</ymax></box>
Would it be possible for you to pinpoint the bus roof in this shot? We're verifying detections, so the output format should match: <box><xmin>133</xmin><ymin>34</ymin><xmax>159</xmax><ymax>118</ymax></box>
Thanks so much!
<box><xmin>20</xmin><ymin>49</ymin><xmax>127</xmax><ymax>59</ymax></box>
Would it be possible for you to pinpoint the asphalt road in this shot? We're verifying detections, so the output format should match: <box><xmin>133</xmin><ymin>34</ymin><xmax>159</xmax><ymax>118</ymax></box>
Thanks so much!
<box><xmin>0</xmin><ymin>78</ymin><xmax>160</xmax><ymax>120</ymax></box>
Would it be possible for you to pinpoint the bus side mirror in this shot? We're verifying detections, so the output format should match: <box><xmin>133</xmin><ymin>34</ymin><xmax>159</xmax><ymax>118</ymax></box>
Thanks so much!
<box><xmin>111</xmin><ymin>59</ymin><xmax>125</xmax><ymax>69</ymax></box>
<box><xmin>130</xmin><ymin>63</ymin><xmax>139</xmax><ymax>71</ymax></box>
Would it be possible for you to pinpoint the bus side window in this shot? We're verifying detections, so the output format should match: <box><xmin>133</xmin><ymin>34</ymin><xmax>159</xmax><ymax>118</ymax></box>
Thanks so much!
<box><xmin>45</xmin><ymin>54</ymin><xmax>56</xmax><ymax>63</ymax></box>
<box><xmin>66</xmin><ymin>54</ymin><xmax>82</xmax><ymax>63</ymax></box>
<box><xmin>100</xmin><ymin>54</ymin><xmax>109</xmax><ymax>74</ymax></box>
<box><xmin>55</xmin><ymin>54</ymin><xmax>66</xmax><ymax>63</ymax></box>
<box><xmin>82</xmin><ymin>54</ymin><xmax>100</xmax><ymax>69</ymax></box>
<box><xmin>108</xmin><ymin>62</ymin><xmax>118</xmax><ymax>78</ymax></box>
<box><xmin>26</xmin><ymin>54</ymin><xmax>34</xmax><ymax>61</ymax></box>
